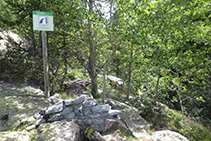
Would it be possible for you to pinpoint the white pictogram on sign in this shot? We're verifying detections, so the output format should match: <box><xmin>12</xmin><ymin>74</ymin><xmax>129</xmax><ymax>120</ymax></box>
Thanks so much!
<box><xmin>39</xmin><ymin>16</ymin><xmax>48</xmax><ymax>25</ymax></box>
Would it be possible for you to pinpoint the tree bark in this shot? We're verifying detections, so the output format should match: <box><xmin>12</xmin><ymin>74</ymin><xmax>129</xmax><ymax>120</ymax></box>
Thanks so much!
<box><xmin>176</xmin><ymin>68</ymin><xmax>184</xmax><ymax>114</ymax></box>
<box><xmin>127</xmin><ymin>47</ymin><xmax>133</xmax><ymax>99</ymax></box>
<box><xmin>102</xmin><ymin>63</ymin><xmax>107</xmax><ymax>103</ymax></box>
<box><xmin>88</xmin><ymin>0</ymin><xmax>98</xmax><ymax>96</ymax></box>
<box><xmin>154</xmin><ymin>67</ymin><xmax>161</xmax><ymax>102</ymax></box>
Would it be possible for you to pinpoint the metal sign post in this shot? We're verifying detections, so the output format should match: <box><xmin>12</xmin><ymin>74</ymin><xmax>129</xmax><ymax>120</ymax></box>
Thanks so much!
<box><xmin>33</xmin><ymin>11</ymin><xmax>54</xmax><ymax>97</ymax></box>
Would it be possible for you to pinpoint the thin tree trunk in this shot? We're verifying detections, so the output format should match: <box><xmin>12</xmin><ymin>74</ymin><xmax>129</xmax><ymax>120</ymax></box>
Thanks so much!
<box><xmin>176</xmin><ymin>68</ymin><xmax>184</xmax><ymax>114</ymax></box>
<box><xmin>127</xmin><ymin>66</ymin><xmax>132</xmax><ymax>99</ymax></box>
<box><xmin>102</xmin><ymin>63</ymin><xmax>107</xmax><ymax>103</ymax></box>
<box><xmin>127</xmin><ymin>47</ymin><xmax>133</xmax><ymax>99</ymax></box>
<box><xmin>154</xmin><ymin>67</ymin><xmax>161</xmax><ymax>103</ymax></box>
<box><xmin>63</xmin><ymin>32</ymin><xmax>67</xmax><ymax>91</ymax></box>
<box><xmin>63</xmin><ymin>32</ymin><xmax>67</xmax><ymax>76</ymax></box>
<box><xmin>31</xmin><ymin>25</ymin><xmax>36</xmax><ymax>71</ymax></box>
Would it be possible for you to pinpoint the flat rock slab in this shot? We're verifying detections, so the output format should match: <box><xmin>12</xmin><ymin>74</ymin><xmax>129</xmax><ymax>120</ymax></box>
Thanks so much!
<box><xmin>151</xmin><ymin>130</ymin><xmax>189</xmax><ymax>141</ymax></box>
<box><xmin>37</xmin><ymin>121</ymin><xmax>84</xmax><ymax>141</ymax></box>
<box><xmin>0</xmin><ymin>130</ymin><xmax>31</xmax><ymax>141</ymax></box>
<box><xmin>0</xmin><ymin>81</ymin><xmax>50</xmax><ymax>131</ymax></box>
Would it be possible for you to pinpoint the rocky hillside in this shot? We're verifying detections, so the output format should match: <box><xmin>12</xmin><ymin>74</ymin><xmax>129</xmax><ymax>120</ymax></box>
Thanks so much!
<box><xmin>0</xmin><ymin>80</ymin><xmax>189</xmax><ymax>141</ymax></box>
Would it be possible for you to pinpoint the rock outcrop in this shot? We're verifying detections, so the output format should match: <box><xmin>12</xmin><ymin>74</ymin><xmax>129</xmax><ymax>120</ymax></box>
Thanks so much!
<box><xmin>0</xmin><ymin>81</ymin><xmax>49</xmax><ymax>131</ymax></box>
<box><xmin>0</xmin><ymin>81</ymin><xmax>189</xmax><ymax>141</ymax></box>
<box><xmin>34</xmin><ymin>95</ymin><xmax>122</xmax><ymax>132</ymax></box>
<box><xmin>106</xmin><ymin>99</ymin><xmax>150</xmax><ymax>139</ymax></box>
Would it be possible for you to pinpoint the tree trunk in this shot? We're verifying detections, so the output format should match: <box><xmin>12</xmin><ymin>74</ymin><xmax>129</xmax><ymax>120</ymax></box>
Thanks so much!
<box><xmin>127</xmin><ymin>47</ymin><xmax>133</xmax><ymax>99</ymax></box>
<box><xmin>89</xmin><ymin>54</ymin><xmax>98</xmax><ymax>95</ymax></box>
<box><xmin>102</xmin><ymin>64</ymin><xmax>107</xmax><ymax>103</ymax></box>
<box><xmin>63</xmin><ymin>32</ymin><xmax>67</xmax><ymax>91</ymax></box>
<box><xmin>127</xmin><ymin>63</ymin><xmax>132</xmax><ymax>99</ymax></box>
<box><xmin>63</xmin><ymin>32</ymin><xmax>67</xmax><ymax>77</ymax></box>
<box><xmin>176</xmin><ymin>68</ymin><xmax>184</xmax><ymax>114</ymax></box>
<box><xmin>31</xmin><ymin>24</ymin><xmax>36</xmax><ymax>71</ymax></box>
<box><xmin>88</xmin><ymin>0</ymin><xmax>98</xmax><ymax>96</ymax></box>
<box><xmin>154</xmin><ymin>67</ymin><xmax>161</xmax><ymax>102</ymax></box>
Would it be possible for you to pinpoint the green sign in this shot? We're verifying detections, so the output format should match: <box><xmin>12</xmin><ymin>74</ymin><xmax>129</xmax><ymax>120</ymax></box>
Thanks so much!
<box><xmin>33</xmin><ymin>11</ymin><xmax>54</xmax><ymax>31</ymax></box>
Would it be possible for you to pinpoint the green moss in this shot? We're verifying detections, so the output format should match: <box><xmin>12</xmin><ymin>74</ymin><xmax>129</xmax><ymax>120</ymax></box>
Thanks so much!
<box><xmin>171</xmin><ymin>120</ymin><xmax>182</xmax><ymax>129</ymax></box>
<box><xmin>60</xmin><ymin>91</ymin><xmax>73</xmax><ymax>99</ymax></box>
<box><xmin>146</xmin><ymin>129</ymin><xmax>153</xmax><ymax>136</ymax></box>
<box><xmin>84</xmin><ymin>127</ymin><xmax>95</xmax><ymax>135</ymax></box>
<box><xmin>28</xmin><ymin>128</ymin><xmax>38</xmax><ymax>141</ymax></box>
<box><xmin>13</xmin><ymin>120</ymin><xmax>36</xmax><ymax>131</ymax></box>
<box><xmin>117</xmin><ymin>129</ymin><xmax>135</xmax><ymax>140</ymax></box>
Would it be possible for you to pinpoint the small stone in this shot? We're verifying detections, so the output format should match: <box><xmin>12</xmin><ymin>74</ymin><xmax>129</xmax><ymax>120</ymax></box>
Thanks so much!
<box><xmin>108</xmin><ymin>110</ymin><xmax>122</xmax><ymax>117</ymax></box>
<box><xmin>76</xmin><ymin>113</ymin><xmax>84</xmax><ymax>118</ymax></box>
<box><xmin>34</xmin><ymin>112</ymin><xmax>43</xmax><ymax>119</ymax></box>
<box><xmin>73</xmin><ymin>105</ymin><xmax>83</xmax><ymax>113</ymax></box>
<box><xmin>28</xmin><ymin>116</ymin><xmax>35</xmax><ymax>122</ymax></box>
<box><xmin>61</xmin><ymin>107</ymin><xmax>73</xmax><ymax>116</ymax></box>
<box><xmin>82</xmin><ymin>100</ymin><xmax>98</xmax><ymax>108</ymax></box>
<box><xmin>35</xmin><ymin>118</ymin><xmax>46</xmax><ymax>126</ymax></box>
<box><xmin>76</xmin><ymin>119</ymin><xmax>92</xmax><ymax>129</ymax></box>
<box><xmin>91</xmin><ymin>104</ymin><xmax>111</xmax><ymax>113</ymax></box>
<box><xmin>89</xmin><ymin>114</ymin><xmax>101</xmax><ymax>119</ymax></box>
<box><xmin>83</xmin><ymin>109</ymin><xmax>91</xmax><ymax>116</ymax></box>
<box><xmin>84</xmin><ymin>119</ymin><xmax>92</xmax><ymax>125</ymax></box>
<box><xmin>64</xmin><ymin>95</ymin><xmax>87</xmax><ymax>106</ymax></box>
<box><xmin>100</xmin><ymin>112</ymin><xmax>108</xmax><ymax>117</ymax></box>
<box><xmin>45</xmin><ymin>101</ymin><xmax>63</xmax><ymax>115</ymax></box>
<box><xmin>48</xmin><ymin>113</ymin><xmax>64</xmax><ymax>122</ymax></box>
<box><xmin>66</xmin><ymin>112</ymin><xmax>75</xmax><ymax>121</ymax></box>
<box><xmin>26</xmin><ymin>125</ymin><xmax>36</xmax><ymax>131</ymax></box>
<box><xmin>48</xmin><ymin>93</ymin><xmax>63</xmax><ymax>104</ymax></box>
<box><xmin>92</xmin><ymin>119</ymin><xmax>104</xmax><ymax>124</ymax></box>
